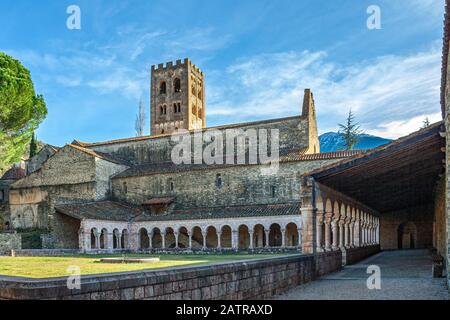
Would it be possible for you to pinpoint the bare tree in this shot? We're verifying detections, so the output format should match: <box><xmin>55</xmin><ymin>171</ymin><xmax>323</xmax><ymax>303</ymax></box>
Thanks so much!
<box><xmin>135</xmin><ymin>99</ymin><xmax>146</xmax><ymax>136</ymax></box>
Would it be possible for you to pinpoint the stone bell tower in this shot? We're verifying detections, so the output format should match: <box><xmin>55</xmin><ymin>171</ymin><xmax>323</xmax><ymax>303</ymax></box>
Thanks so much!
<box><xmin>150</xmin><ymin>58</ymin><xmax>206</xmax><ymax>135</ymax></box>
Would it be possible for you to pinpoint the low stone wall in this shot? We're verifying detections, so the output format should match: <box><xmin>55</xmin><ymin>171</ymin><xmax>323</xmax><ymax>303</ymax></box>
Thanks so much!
<box><xmin>0</xmin><ymin>233</ymin><xmax>21</xmax><ymax>255</ymax></box>
<box><xmin>345</xmin><ymin>245</ymin><xmax>380</xmax><ymax>265</ymax></box>
<box><xmin>10</xmin><ymin>249</ymin><xmax>81</xmax><ymax>257</ymax></box>
<box><xmin>0</xmin><ymin>252</ymin><xmax>342</xmax><ymax>300</ymax></box>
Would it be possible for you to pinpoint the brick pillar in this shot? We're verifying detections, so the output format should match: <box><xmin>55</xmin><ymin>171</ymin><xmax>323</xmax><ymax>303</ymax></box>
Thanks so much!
<box><xmin>249</xmin><ymin>231</ymin><xmax>254</xmax><ymax>249</ymax></box>
<box><xmin>281</xmin><ymin>229</ymin><xmax>286</xmax><ymax>247</ymax></box>
<box><xmin>265</xmin><ymin>230</ymin><xmax>270</xmax><ymax>247</ymax></box>
<box><xmin>354</xmin><ymin>219</ymin><xmax>360</xmax><ymax>247</ymax></box>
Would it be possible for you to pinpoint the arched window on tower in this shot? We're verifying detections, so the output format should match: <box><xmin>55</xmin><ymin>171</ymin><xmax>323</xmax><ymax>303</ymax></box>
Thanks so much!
<box><xmin>160</xmin><ymin>81</ymin><xmax>167</xmax><ymax>94</ymax></box>
<box><xmin>163</xmin><ymin>105</ymin><xmax>167</xmax><ymax>115</ymax></box>
<box><xmin>174</xmin><ymin>78</ymin><xmax>181</xmax><ymax>93</ymax></box>
<box><xmin>198</xmin><ymin>87</ymin><xmax>202</xmax><ymax>100</ymax></box>
<box><xmin>192</xmin><ymin>84</ymin><xmax>196</xmax><ymax>95</ymax></box>
<box><xmin>160</xmin><ymin>105</ymin><xmax>164</xmax><ymax>115</ymax></box>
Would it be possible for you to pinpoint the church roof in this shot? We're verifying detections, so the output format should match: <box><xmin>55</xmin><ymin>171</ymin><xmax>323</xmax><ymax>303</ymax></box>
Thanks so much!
<box><xmin>67</xmin><ymin>144</ymin><xmax>130</xmax><ymax>166</ymax></box>
<box><xmin>71</xmin><ymin>115</ymin><xmax>303</xmax><ymax>148</ymax></box>
<box><xmin>55</xmin><ymin>200</ymin><xmax>300</xmax><ymax>222</ymax></box>
<box><xmin>112</xmin><ymin>149</ymin><xmax>363</xmax><ymax>179</ymax></box>
<box><xmin>135</xmin><ymin>202</ymin><xmax>300</xmax><ymax>222</ymax></box>
<box><xmin>55</xmin><ymin>201</ymin><xmax>137</xmax><ymax>221</ymax></box>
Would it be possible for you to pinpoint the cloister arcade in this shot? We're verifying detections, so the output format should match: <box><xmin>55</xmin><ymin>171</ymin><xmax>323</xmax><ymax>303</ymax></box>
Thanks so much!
<box><xmin>78</xmin><ymin>216</ymin><xmax>303</xmax><ymax>252</ymax></box>
<box><xmin>315</xmin><ymin>194</ymin><xmax>380</xmax><ymax>252</ymax></box>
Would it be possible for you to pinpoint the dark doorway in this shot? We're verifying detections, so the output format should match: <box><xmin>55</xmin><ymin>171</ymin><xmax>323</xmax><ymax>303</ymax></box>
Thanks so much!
<box><xmin>398</xmin><ymin>222</ymin><xmax>417</xmax><ymax>249</ymax></box>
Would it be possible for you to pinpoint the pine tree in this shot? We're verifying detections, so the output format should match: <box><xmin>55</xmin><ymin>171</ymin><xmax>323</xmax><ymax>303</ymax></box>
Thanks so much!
<box><xmin>135</xmin><ymin>99</ymin><xmax>146</xmax><ymax>137</ymax></box>
<box><xmin>338</xmin><ymin>109</ymin><xmax>362</xmax><ymax>150</ymax></box>
<box><xmin>0</xmin><ymin>52</ymin><xmax>47</xmax><ymax>172</ymax></box>
<box><xmin>422</xmin><ymin>117</ymin><xmax>430</xmax><ymax>129</ymax></box>
<box><xmin>29</xmin><ymin>132</ymin><xmax>38</xmax><ymax>158</ymax></box>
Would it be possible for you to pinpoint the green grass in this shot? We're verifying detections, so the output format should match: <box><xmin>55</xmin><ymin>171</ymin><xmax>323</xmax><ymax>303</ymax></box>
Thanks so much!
<box><xmin>0</xmin><ymin>253</ymin><xmax>287</xmax><ymax>279</ymax></box>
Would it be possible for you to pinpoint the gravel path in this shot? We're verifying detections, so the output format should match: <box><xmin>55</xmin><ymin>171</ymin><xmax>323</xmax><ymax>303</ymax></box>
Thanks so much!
<box><xmin>275</xmin><ymin>250</ymin><xmax>449</xmax><ymax>300</ymax></box>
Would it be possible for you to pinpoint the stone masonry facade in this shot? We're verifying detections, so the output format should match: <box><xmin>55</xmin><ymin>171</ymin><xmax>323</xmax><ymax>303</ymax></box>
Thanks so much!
<box><xmin>2</xmin><ymin>59</ymin><xmax>373</xmax><ymax>255</ymax></box>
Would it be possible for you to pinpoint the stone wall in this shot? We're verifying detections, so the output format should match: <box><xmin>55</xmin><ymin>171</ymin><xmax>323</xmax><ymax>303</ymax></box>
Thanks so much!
<box><xmin>345</xmin><ymin>245</ymin><xmax>380</xmax><ymax>265</ymax></box>
<box><xmin>90</xmin><ymin>116</ymin><xmax>310</xmax><ymax>167</ymax></box>
<box><xmin>26</xmin><ymin>146</ymin><xmax>57</xmax><ymax>175</ymax></box>
<box><xmin>380</xmin><ymin>204</ymin><xmax>434</xmax><ymax>250</ymax></box>
<box><xmin>0</xmin><ymin>233</ymin><xmax>21</xmax><ymax>254</ymax></box>
<box><xmin>0</xmin><ymin>252</ymin><xmax>342</xmax><ymax>300</ymax></box>
<box><xmin>434</xmin><ymin>176</ymin><xmax>447</xmax><ymax>263</ymax></box>
<box><xmin>113</xmin><ymin>160</ymin><xmax>339</xmax><ymax>210</ymax></box>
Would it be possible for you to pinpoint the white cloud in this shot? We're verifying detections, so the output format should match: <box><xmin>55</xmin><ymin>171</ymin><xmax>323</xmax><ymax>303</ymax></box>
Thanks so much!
<box><xmin>207</xmin><ymin>43</ymin><xmax>442</xmax><ymax>139</ymax></box>
<box><xmin>366</xmin><ymin>112</ymin><xmax>442</xmax><ymax>139</ymax></box>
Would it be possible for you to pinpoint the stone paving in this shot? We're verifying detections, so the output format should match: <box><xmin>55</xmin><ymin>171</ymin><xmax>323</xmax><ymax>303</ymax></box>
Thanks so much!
<box><xmin>275</xmin><ymin>249</ymin><xmax>449</xmax><ymax>300</ymax></box>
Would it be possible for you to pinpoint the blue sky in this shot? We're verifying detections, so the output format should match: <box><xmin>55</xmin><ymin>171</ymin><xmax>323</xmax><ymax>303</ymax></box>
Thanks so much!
<box><xmin>0</xmin><ymin>0</ymin><xmax>445</xmax><ymax>145</ymax></box>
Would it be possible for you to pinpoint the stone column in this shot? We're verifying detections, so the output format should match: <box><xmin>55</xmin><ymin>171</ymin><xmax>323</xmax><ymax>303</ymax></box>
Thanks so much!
<box><xmin>300</xmin><ymin>206</ymin><xmax>315</xmax><ymax>254</ymax></box>
<box><xmin>298</xmin><ymin>228</ymin><xmax>302</xmax><ymax>247</ymax></box>
<box><xmin>324</xmin><ymin>215</ymin><xmax>331</xmax><ymax>251</ymax></box>
<box><xmin>107</xmin><ymin>232</ymin><xmax>113</xmax><ymax>251</ymax></box>
<box><xmin>331</xmin><ymin>219</ymin><xmax>339</xmax><ymax>250</ymax></box>
<box><xmin>161</xmin><ymin>232</ymin><xmax>166</xmax><ymax>249</ymax></box>
<box><xmin>148</xmin><ymin>232</ymin><xmax>153</xmax><ymax>249</ymax></box>
<box><xmin>354</xmin><ymin>218</ymin><xmax>360</xmax><ymax>247</ymax></box>
<box><xmin>316</xmin><ymin>212</ymin><xmax>324</xmax><ymax>251</ymax></box>
<box><xmin>232</xmin><ymin>230</ymin><xmax>239</xmax><ymax>249</ymax></box>
<box><xmin>281</xmin><ymin>229</ymin><xmax>286</xmax><ymax>247</ymax></box>
<box><xmin>202</xmin><ymin>231</ymin><xmax>207</xmax><ymax>249</ymax></box>
<box><xmin>174</xmin><ymin>232</ymin><xmax>179</xmax><ymax>248</ymax></box>
<box><xmin>217</xmin><ymin>232</ymin><xmax>222</xmax><ymax>249</ymax></box>
<box><xmin>344</xmin><ymin>220</ymin><xmax>349</xmax><ymax>247</ymax></box>
<box><xmin>188</xmin><ymin>232</ymin><xmax>192</xmax><ymax>249</ymax></box>
<box><xmin>95</xmin><ymin>232</ymin><xmax>100</xmax><ymax>250</ymax></box>
<box><xmin>265</xmin><ymin>230</ymin><xmax>270</xmax><ymax>248</ymax></box>
<box><xmin>339</xmin><ymin>221</ymin><xmax>344</xmax><ymax>248</ymax></box>
<box><xmin>349</xmin><ymin>221</ymin><xmax>355</xmax><ymax>247</ymax></box>
<box><xmin>249</xmin><ymin>231</ymin><xmax>254</xmax><ymax>249</ymax></box>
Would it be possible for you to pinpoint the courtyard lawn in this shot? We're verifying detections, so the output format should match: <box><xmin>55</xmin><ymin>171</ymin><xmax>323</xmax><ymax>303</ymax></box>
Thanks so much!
<box><xmin>0</xmin><ymin>253</ymin><xmax>289</xmax><ymax>279</ymax></box>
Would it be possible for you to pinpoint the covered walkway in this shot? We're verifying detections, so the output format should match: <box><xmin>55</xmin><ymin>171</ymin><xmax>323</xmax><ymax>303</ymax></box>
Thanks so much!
<box><xmin>276</xmin><ymin>250</ymin><xmax>449</xmax><ymax>300</ymax></box>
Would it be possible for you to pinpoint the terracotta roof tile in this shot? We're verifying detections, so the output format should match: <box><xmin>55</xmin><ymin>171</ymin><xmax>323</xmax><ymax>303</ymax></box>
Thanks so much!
<box><xmin>135</xmin><ymin>202</ymin><xmax>301</xmax><ymax>222</ymax></box>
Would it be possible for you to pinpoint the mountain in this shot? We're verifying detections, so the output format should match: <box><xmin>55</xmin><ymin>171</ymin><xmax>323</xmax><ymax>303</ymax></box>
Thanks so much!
<box><xmin>319</xmin><ymin>132</ymin><xmax>392</xmax><ymax>152</ymax></box>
